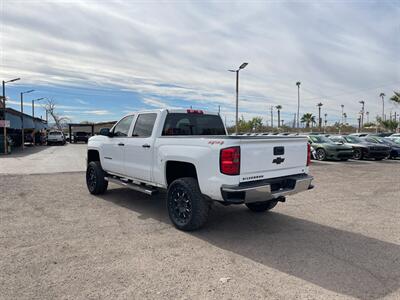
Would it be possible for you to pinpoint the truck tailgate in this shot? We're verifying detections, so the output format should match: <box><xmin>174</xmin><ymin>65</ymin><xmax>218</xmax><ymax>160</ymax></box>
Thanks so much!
<box><xmin>239</xmin><ymin>137</ymin><xmax>308</xmax><ymax>182</ymax></box>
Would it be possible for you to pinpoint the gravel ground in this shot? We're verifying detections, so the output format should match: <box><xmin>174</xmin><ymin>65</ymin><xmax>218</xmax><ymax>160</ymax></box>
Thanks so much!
<box><xmin>1</xmin><ymin>160</ymin><xmax>399</xmax><ymax>299</ymax></box>
<box><xmin>0</xmin><ymin>144</ymin><xmax>86</xmax><ymax>175</ymax></box>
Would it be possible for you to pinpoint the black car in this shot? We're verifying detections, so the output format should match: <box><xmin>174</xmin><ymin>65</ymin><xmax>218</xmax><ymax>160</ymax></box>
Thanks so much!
<box><xmin>73</xmin><ymin>131</ymin><xmax>89</xmax><ymax>143</ymax></box>
<box><xmin>329</xmin><ymin>135</ymin><xmax>390</xmax><ymax>160</ymax></box>
<box><xmin>364</xmin><ymin>136</ymin><xmax>400</xmax><ymax>159</ymax></box>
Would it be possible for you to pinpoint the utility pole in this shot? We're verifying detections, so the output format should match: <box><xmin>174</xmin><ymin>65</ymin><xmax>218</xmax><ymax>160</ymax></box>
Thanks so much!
<box><xmin>292</xmin><ymin>113</ymin><xmax>296</xmax><ymax>128</ymax></box>
<box><xmin>229</xmin><ymin>62</ymin><xmax>248</xmax><ymax>134</ymax></box>
<box><xmin>296</xmin><ymin>82</ymin><xmax>301</xmax><ymax>131</ymax></box>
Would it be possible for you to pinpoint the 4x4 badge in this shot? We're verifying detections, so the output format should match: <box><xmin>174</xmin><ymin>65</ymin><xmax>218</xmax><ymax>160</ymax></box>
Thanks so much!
<box><xmin>273</xmin><ymin>157</ymin><xmax>285</xmax><ymax>164</ymax></box>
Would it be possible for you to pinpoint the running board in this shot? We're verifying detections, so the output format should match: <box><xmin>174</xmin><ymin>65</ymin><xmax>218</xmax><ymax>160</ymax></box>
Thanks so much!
<box><xmin>105</xmin><ymin>176</ymin><xmax>157</xmax><ymax>195</ymax></box>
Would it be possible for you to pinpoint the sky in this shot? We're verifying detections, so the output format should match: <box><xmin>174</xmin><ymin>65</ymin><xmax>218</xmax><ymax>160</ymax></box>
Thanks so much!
<box><xmin>1</xmin><ymin>0</ymin><xmax>399</xmax><ymax>126</ymax></box>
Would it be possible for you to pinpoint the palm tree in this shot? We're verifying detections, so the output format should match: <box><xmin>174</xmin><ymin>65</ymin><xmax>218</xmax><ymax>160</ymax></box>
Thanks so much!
<box><xmin>390</xmin><ymin>91</ymin><xmax>400</xmax><ymax>104</ymax></box>
<box><xmin>380</xmin><ymin>92</ymin><xmax>385</xmax><ymax>120</ymax></box>
<box><xmin>317</xmin><ymin>102</ymin><xmax>323</xmax><ymax>129</ymax></box>
<box><xmin>275</xmin><ymin>105</ymin><xmax>282</xmax><ymax>128</ymax></box>
<box><xmin>343</xmin><ymin>112</ymin><xmax>347</xmax><ymax>124</ymax></box>
<box><xmin>340</xmin><ymin>104</ymin><xmax>344</xmax><ymax>124</ymax></box>
<box><xmin>301</xmin><ymin>113</ymin><xmax>315</xmax><ymax>128</ymax></box>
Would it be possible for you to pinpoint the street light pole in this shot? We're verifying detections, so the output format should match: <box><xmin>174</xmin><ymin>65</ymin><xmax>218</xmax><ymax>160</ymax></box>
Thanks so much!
<box><xmin>229</xmin><ymin>62</ymin><xmax>248</xmax><ymax>134</ymax></box>
<box><xmin>2</xmin><ymin>78</ymin><xmax>20</xmax><ymax>154</ymax></box>
<box><xmin>31</xmin><ymin>97</ymin><xmax>44</xmax><ymax>145</ymax></box>
<box><xmin>20</xmin><ymin>89</ymin><xmax>34</xmax><ymax>149</ymax></box>
<box><xmin>296</xmin><ymin>82</ymin><xmax>301</xmax><ymax>131</ymax></box>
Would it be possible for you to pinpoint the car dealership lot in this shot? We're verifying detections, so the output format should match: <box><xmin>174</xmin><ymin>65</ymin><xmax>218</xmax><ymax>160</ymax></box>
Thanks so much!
<box><xmin>1</xmin><ymin>147</ymin><xmax>399</xmax><ymax>299</ymax></box>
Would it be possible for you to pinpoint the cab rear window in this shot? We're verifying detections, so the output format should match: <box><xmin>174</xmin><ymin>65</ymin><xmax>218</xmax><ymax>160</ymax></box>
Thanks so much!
<box><xmin>162</xmin><ymin>113</ymin><xmax>225</xmax><ymax>136</ymax></box>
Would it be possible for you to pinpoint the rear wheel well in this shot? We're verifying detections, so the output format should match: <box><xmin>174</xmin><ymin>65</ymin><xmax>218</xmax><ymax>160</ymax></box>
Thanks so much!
<box><xmin>166</xmin><ymin>161</ymin><xmax>197</xmax><ymax>186</ymax></box>
<box><xmin>87</xmin><ymin>149</ymin><xmax>100</xmax><ymax>164</ymax></box>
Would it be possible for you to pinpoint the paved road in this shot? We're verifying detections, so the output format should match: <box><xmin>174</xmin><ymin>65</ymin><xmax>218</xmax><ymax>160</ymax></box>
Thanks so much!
<box><xmin>0</xmin><ymin>144</ymin><xmax>86</xmax><ymax>174</ymax></box>
<box><xmin>1</xmin><ymin>157</ymin><xmax>399</xmax><ymax>299</ymax></box>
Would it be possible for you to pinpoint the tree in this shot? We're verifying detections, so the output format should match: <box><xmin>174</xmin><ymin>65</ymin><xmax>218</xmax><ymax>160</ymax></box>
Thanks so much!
<box><xmin>248</xmin><ymin>117</ymin><xmax>263</xmax><ymax>131</ymax></box>
<box><xmin>317</xmin><ymin>102</ymin><xmax>323</xmax><ymax>129</ymax></box>
<box><xmin>377</xmin><ymin>117</ymin><xmax>399</xmax><ymax>131</ymax></box>
<box><xmin>390</xmin><ymin>91</ymin><xmax>400</xmax><ymax>104</ymax></box>
<box><xmin>301</xmin><ymin>113</ymin><xmax>315</xmax><ymax>128</ymax></box>
<box><xmin>343</xmin><ymin>112</ymin><xmax>347</xmax><ymax>124</ymax></box>
<box><xmin>45</xmin><ymin>99</ymin><xmax>70</xmax><ymax>131</ymax></box>
<box><xmin>380</xmin><ymin>92</ymin><xmax>386</xmax><ymax>120</ymax></box>
<box><xmin>275</xmin><ymin>105</ymin><xmax>282</xmax><ymax>128</ymax></box>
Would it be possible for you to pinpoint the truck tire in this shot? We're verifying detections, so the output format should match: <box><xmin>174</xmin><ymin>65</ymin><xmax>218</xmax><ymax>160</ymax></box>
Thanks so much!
<box><xmin>246</xmin><ymin>200</ymin><xmax>278</xmax><ymax>212</ymax></box>
<box><xmin>167</xmin><ymin>177</ymin><xmax>210</xmax><ymax>231</ymax></box>
<box><xmin>86</xmin><ymin>161</ymin><xmax>108</xmax><ymax>195</ymax></box>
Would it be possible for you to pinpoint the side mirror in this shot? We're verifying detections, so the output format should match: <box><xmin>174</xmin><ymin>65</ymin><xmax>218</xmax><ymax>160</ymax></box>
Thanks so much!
<box><xmin>99</xmin><ymin>128</ymin><xmax>110</xmax><ymax>136</ymax></box>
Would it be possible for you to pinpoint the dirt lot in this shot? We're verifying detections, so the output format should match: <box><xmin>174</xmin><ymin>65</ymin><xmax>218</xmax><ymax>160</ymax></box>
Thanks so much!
<box><xmin>1</xmin><ymin>157</ymin><xmax>400</xmax><ymax>299</ymax></box>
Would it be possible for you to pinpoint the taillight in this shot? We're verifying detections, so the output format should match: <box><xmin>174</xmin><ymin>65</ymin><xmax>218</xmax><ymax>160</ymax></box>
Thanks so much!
<box><xmin>307</xmin><ymin>143</ymin><xmax>311</xmax><ymax>166</ymax></box>
<box><xmin>187</xmin><ymin>109</ymin><xmax>203</xmax><ymax>114</ymax></box>
<box><xmin>220</xmin><ymin>147</ymin><xmax>240</xmax><ymax>175</ymax></box>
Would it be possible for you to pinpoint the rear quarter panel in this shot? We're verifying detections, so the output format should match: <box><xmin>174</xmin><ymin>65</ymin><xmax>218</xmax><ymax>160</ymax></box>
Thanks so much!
<box><xmin>154</xmin><ymin>137</ymin><xmax>239</xmax><ymax>200</ymax></box>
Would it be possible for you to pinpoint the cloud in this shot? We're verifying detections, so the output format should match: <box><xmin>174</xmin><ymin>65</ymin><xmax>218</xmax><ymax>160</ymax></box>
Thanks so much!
<box><xmin>82</xmin><ymin>110</ymin><xmax>111</xmax><ymax>115</ymax></box>
<box><xmin>1</xmin><ymin>1</ymin><xmax>399</xmax><ymax>125</ymax></box>
<box><xmin>75</xmin><ymin>98</ymin><xmax>89</xmax><ymax>105</ymax></box>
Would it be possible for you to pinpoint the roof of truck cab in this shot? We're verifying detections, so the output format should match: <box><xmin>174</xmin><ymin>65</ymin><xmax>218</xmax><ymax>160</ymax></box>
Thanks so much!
<box><xmin>121</xmin><ymin>109</ymin><xmax>220</xmax><ymax>116</ymax></box>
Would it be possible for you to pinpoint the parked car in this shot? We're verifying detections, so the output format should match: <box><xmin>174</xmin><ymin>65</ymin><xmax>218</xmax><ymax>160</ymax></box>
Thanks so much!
<box><xmin>364</xmin><ymin>136</ymin><xmax>400</xmax><ymax>159</ymax></box>
<box><xmin>86</xmin><ymin>109</ymin><xmax>314</xmax><ymax>231</ymax></box>
<box><xmin>73</xmin><ymin>131</ymin><xmax>89</xmax><ymax>143</ymax></box>
<box><xmin>389</xmin><ymin>133</ymin><xmax>400</xmax><ymax>138</ymax></box>
<box><xmin>47</xmin><ymin>130</ymin><xmax>66</xmax><ymax>146</ymax></box>
<box><xmin>349</xmin><ymin>132</ymin><xmax>370</xmax><ymax>137</ymax></box>
<box><xmin>329</xmin><ymin>135</ymin><xmax>390</xmax><ymax>160</ymax></box>
<box><xmin>306</xmin><ymin>135</ymin><xmax>353</xmax><ymax>161</ymax></box>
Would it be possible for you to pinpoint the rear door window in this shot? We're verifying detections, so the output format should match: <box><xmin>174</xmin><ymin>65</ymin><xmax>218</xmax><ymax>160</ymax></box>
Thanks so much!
<box><xmin>132</xmin><ymin>113</ymin><xmax>157</xmax><ymax>137</ymax></box>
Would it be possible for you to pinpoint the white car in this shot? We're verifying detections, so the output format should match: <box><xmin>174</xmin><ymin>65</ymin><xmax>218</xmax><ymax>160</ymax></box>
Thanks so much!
<box><xmin>86</xmin><ymin>109</ymin><xmax>313</xmax><ymax>230</ymax></box>
<box><xmin>47</xmin><ymin>131</ymin><xmax>66</xmax><ymax>145</ymax></box>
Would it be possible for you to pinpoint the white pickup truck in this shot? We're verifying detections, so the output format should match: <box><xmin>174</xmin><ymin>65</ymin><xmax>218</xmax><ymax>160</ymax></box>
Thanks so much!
<box><xmin>86</xmin><ymin>109</ymin><xmax>313</xmax><ymax>231</ymax></box>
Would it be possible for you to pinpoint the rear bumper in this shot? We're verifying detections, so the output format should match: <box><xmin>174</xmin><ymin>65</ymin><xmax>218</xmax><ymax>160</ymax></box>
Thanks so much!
<box><xmin>221</xmin><ymin>174</ymin><xmax>313</xmax><ymax>204</ymax></box>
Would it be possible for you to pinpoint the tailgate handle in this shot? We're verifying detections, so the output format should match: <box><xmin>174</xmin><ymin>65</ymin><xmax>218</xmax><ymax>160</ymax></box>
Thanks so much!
<box><xmin>274</xmin><ymin>146</ymin><xmax>285</xmax><ymax>155</ymax></box>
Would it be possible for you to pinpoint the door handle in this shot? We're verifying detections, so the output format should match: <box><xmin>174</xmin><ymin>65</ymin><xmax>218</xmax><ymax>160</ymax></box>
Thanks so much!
<box><xmin>142</xmin><ymin>144</ymin><xmax>151</xmax><ymax>148</ymax></box>
<box><xmin>118</xmin><ymin>143</ymin><xmax>125</xmax><ymax>146</ymax></box>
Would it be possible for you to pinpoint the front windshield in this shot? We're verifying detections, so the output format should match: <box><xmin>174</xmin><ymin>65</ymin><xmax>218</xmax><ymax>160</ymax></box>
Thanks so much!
<box><xmin>391</xmin><ymin>138</ymin><xmax>400</xmax><ymax>145</ymax></box>
<box><xmin>367</xmin><ymin>137</ymin><xmax>386</xmax><ymax>144</ymax></box>
<box><xmin>309</xmin><ymin>135</ymin><xmax>333</xmax><ymax>143</ymax></box>
<box><xmin>344</xmin><ymin>136</ymin><xmax>362</xmax><ymax>143</ymax></box>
